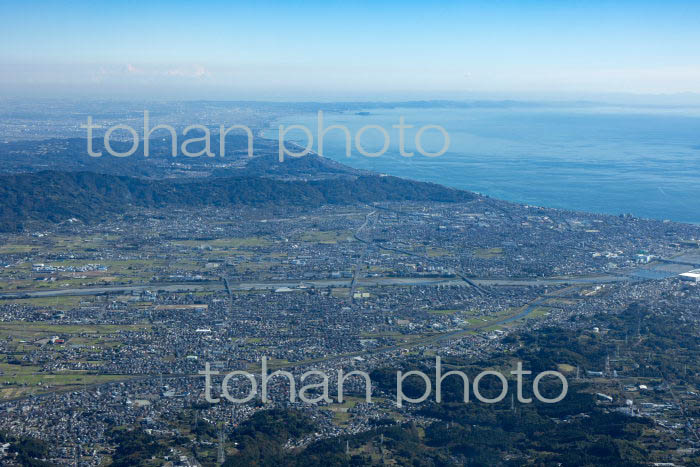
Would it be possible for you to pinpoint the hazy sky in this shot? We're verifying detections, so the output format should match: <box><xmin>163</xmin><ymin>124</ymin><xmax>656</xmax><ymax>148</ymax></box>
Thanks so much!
<box><xmin>2</xmin><ymin>0</ymin><xmax>700</xmax><ymax>99</ymax></box>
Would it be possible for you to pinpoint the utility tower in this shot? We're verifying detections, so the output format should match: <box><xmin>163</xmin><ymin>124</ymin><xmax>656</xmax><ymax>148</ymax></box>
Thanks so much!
<box><xmin>217</xmin><ymin>426</ymin><xmax>226</xmax><ymax>465</ymax></box>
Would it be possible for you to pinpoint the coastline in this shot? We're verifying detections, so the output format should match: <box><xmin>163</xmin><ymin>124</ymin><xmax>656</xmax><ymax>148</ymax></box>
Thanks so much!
<box><xmin>262</xmin><ymin>106</ymin><xmax>700</xmax><ymax>225</ymax></box>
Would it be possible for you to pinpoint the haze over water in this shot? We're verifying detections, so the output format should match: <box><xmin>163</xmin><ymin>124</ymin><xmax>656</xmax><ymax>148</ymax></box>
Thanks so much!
<box><xmin>266</xmin><ymin>105</ymin><xmax>700</xmax><ymax>224</ymax></box>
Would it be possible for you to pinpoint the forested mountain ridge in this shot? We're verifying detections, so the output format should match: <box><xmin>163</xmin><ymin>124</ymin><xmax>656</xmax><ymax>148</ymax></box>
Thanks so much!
<box><xmin>0</xmin><ymin>170</ymin><xmax>474</xmax><ymax>232</ymax></box>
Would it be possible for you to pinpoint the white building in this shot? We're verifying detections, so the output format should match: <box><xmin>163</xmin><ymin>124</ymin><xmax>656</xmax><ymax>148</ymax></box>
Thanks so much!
<box><xmin>679</xmin><ymin>269</ymin><xmax>700</xmax><ymax>282</ymax></box>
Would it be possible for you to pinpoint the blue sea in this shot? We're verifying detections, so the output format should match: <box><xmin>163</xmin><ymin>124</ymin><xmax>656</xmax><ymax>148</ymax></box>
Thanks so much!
<box><xmin>263</xmin><ymin>104</ymin><xmax>700</xmax><ymax>224</ymax></box>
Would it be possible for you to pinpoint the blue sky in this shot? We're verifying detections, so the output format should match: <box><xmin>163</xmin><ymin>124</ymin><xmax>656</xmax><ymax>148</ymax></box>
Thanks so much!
<box><xmin>2</xmin><ymin>0</ymin><xmax>700</xmax><ymax>99</ymax></box>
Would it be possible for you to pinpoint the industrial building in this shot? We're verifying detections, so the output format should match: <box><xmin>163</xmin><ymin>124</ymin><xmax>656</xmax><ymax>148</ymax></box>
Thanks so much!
<box><xmin>679</xmin><ymin>269</ymin><xmax>700</xmax><ymax>282</ymax></box>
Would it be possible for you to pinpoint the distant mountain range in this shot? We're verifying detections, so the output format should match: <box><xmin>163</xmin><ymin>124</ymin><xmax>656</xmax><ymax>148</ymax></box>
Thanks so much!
<box><xmin>0</xmin><ymin>131</ymin><xmax>479</xmax><ymax>232</ymax></box>
<box><xmin>0</xmin><ymin>134</ymin><xmax>266</xmax><ymax>178</ymax></box>
<box><xmin>0</xmin><ymin>135</ymin><xmax>367</xmax><ymax>180</ymax></box>
<box><xmin>0</xmin><ymin>170</ymin><xmax>474</xmax><ymax>232</ymax></box>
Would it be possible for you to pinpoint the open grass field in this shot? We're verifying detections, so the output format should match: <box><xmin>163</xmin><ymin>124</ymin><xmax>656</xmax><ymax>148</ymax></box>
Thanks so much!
<box><xmin>473</xmin><ymin>247</ymin><xmax>504</xmax><ymax>259</ymax></box>
<box><xmin>300</xmin><ymin>229</ymin><xmax>355</xmax><ymax>244</ymax></box>
<box><xmin>327</xmin><ymin>396</ymin><xmax>365</xmax><ymax>426</ymax></box>
<box><xmin>0</xmin><ymin>369</ymin><xmax>129</xmax><ymax>400</ymax></box>
<box><xmin>173</xmin><ymin>236</ymin><xmax>271</xmax><ymax>249</ymax></box>
<box><xmin>426</xmin><ymin>247</ymin><xmax>451</xmax><ymax>257</ymax></box>
<box><xmin>3</xmin><ymin>295</ymin><xmax>86</xmax><ymax>310</ymax></box>
<box><xmin>525</xmin><ymin>306</ymin><xmax>551</xmax><ymax>320</ymax></box>
<box><xmin>0</xmin><ymin>322</ymin><xmax>151</xmax><ymax>352</ymax></box>
<box><xmin>0</xmin><ymin>244</ymin><xmax>40</xmax><ymax>254</ymax></box>
<box><xmin>428</xmin><ymin>309</ymin><xmax>459</xmax><ymax>315</ymax></box>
